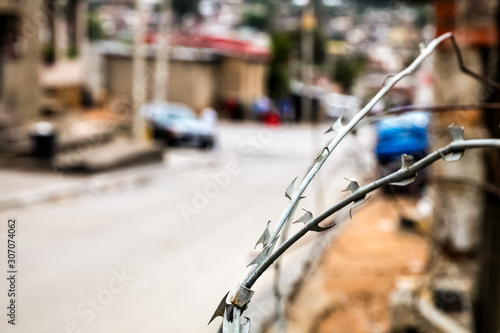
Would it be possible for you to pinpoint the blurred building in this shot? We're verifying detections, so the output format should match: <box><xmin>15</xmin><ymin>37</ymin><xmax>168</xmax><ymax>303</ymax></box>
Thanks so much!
<box><xmin>0</xmin><ymin>0</ymin><xmax>42</xmax><ymax>122</ymax></box>
<box><xmin>0</xmin><ymin>0</ymin><xmax>90</xmax><ymax>121</ymax></box>
<box><xmin>0</xmin><ymin>0</ymin><xmax>269</xmax><ymax>123</ymax></box>
<box><xmin>40</xmin><ymin>0</ymin><xmax>89</xmax><ymax>109</ymax></box>
<box><xmin>99</xmin><ymin>32</ymin><xmax>269</xmax><ymax>114</ymax></box>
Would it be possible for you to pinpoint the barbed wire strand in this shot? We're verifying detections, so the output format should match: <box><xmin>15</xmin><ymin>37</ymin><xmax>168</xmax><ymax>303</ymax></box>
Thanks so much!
<box><xmin>214</xmin><ymin>31</ymin><xmax>500</xmax><ymax>332</ymax></box>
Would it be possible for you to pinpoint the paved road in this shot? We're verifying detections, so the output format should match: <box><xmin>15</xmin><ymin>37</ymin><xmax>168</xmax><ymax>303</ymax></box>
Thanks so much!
<box><xmin>0</xmin><ymin>122</ymin><xmax>376</xmax><ymax>333</ymax></box>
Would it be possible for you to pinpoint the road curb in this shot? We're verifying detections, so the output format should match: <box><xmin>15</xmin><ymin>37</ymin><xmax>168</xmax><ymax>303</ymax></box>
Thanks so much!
<box><xmin>0</xmin><ymin>151</ymin><xmax>231</xmax><ymax>212</ymax></box>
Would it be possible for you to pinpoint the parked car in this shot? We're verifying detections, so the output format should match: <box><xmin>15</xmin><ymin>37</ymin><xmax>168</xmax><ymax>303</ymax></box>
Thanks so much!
<box><xmin>142</xmin><ymin>102</ymin><xmax>216</xmax><ymax>149</ymax></box>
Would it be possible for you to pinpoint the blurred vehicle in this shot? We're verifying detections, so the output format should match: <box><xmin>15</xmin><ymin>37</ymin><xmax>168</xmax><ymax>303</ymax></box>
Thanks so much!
<box><xmin>375</xmin><ymin>112</ymin><xmax>429</xmax><ymax>163</ymax></box>
<box><xmin>322</xmin><ymin>92</ymin><xmax>361</xmax><ymax>121</ymax></box>
<box><xmin>142</xmin><ymin>102</ymin><xmax>216</xmax><ymax>149</ymax></box>
<box><xmin>375</xmin><ymin>112</ymin><xmax>430</xmax><ymax>194</ymax></box>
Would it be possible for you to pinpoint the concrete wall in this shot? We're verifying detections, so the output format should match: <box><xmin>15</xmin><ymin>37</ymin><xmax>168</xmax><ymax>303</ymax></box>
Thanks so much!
<box><xmin>0</xmin><ymin>0</ymin><xmax>41</xmax><ymax>121</ymax></box>
<box><xmin>431</xmin><ymin>48</ymin><xmax>487</xmax><ymax>252</ymax></box>
<box><xmin>219</xmin><ymin>57</ymin><xmax>267</xmax><ymax>107</ymax></box>
<box><xmin>426</xmin><ymin>0</ymin><xmax>498</xmax><ymax>331</ymax></box>
<box><xmin>167</xmin><ymin>60</ymin><xmax>218</xmax><ymax>111</ymax></box>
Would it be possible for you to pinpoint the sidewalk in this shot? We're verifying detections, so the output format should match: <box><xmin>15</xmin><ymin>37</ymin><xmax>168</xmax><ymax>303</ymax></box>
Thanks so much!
<box><xmin>283</xmin><ymin>196</ymin><xmax>430</xmax><ymax>333</ymax></box>
<box><xmin>0</xmin><ymin>108</ymin><xmax>161</xmax><ymax>210</ymax></box>
<box><xmin>0</xmin><ymin>148</ymin><xmax>228</xmax><ymax>212</ymax></box>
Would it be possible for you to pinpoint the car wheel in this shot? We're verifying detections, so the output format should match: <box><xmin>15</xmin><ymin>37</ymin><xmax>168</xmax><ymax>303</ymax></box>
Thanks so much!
<box><xmin>199</xmin><ymin>139</ymin><xmax>214</xmax><ymax>150</ymax></box>
<box><xmin>165</xmin><ymin>135</ymin><xmax>179</xmax><ymax>147</ymax></box>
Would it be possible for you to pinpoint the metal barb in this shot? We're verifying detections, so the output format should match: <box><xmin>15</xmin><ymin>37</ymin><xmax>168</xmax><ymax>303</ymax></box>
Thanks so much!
<box><xmin>350</xmin><ymin>196</ymin><xmax>371</xmax><ymax>219</ymax></box>
<box><xmin>246</xmin><ymin>241</ymin><xmax>275</xmax><ymax>268</ymax></box>
<box><xmin>309</xmin><ymin>221</ymin><xmax>336</xmax><ymax>232</ymax></box>
<box><xmin>449</xmin><ymin>124</ymin><xmax>465</xmax><ymax>142</ymax></box>
<box><xmin>440</xmin><ymin>124</ymin><xmax>465</xmax><ymax>162</ymax></box>
<box><xmin>241</xmin><ymin>317</ymin><xmax>251</xmax><ymax>333</ymax></box>
<box><xmin>325</xmin><ymin>115</ymin><xmax>344</xmax><ymax>134</ymax></box>
<box><xmin>390</xmin><ymin>176</ymin><xmax>417</xmax><ymax>186</ymax></box>
<box><xmin>221</xmin><ymin>311</ymin><xmax>250</xmax><ymax>333</ymax></box>
<box><xmin>285</xmin><ymin>177</ymin><xmax>297</xmax><ymax>200</ymax></box>
<box><xmin>292</xmin><ymin>208</ymin><xmax>313</xmax><ymax>225</ymax></box>
<box><xmin>401</xmin><ymin>154</ymin><xmax>414</xmax><ymax>169</ymax></box>
<box><xmin>222</xmin><ymin>308</ymin><xmax>231</xmax><ymax>331</ymax></box>
<box><xmin>342</xmin><ymin>177</ymin><xmax>361</xmax><ymax>193</ymax></box>
<box><xmin>390</xmin><ymin>154</ymin><xmax>417</xmax><ymax>186</ymax></box>
<box><xmin>293</xmin><ymin>208</ymin><xmax>335</xmax><ymax>232</ymax></box>
<box><xmin>232</xmin><ymin>307</ymin><xmax>239</xmax><ymax>332</ymax></box>
<box><xmin>314</xmin><ymin>147</ymin><xmax>330</xmax><ymax>162</ymax></box>
<box><xmin>209</xmin><ymin>292</ymin><xmax>230</xmax><ymax>325</ymax></box>
<box><xmin>342</xmin><ymin>178</ymin><xmax>369</xmax><ymax>218</ymax></box>
<box><xmin>254</xmin><ymin>221</ymin><xmax>271</xmax><ymax>249</ymax></box>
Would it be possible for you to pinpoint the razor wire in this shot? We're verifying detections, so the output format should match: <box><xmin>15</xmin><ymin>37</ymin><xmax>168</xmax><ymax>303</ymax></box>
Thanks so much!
<box><xmin>209</xmin><ymin>32</ymin><xmax>500</xmax><ymax>332</ymax></box>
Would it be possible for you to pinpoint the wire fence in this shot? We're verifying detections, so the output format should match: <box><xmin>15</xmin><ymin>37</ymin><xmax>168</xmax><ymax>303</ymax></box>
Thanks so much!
<box><xmin>209</xmin><ymin>32</ymin><xmax>500</xmax><ymax>333</ymax></box>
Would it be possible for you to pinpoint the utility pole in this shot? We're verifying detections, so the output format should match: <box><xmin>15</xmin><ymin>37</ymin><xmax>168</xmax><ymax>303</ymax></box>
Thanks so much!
<box><xmin>154</xmin><ymin>0</ymin><xmax>171</xmax><ymax>102</ymax></box>
<box><xmin>300</xmin><ymin>1</ymin><xmax>314</xmax><ymax>123</ymax></box>
<box><xmin>474</xmin><ymin>1</ymin><xmax>500</xmax><ymax>330</ymax></box>
<box><xmin>300</xmin><ymin>2</ymin><xmax>326</xmax><ymax>213</ymax></box>
<box><xmin>132</xmin><ymin>0</ymin><xmax>148</xmax><ymax>141</ymax></box>
<box><xmin>430</xmin><ymin>1</ymin><xmax>499</xmax><ymax>332</ymax></box>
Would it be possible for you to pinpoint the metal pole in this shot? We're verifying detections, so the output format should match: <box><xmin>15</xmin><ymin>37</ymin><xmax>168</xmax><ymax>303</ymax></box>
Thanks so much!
<box><xmin>154</xmin><ymin>0</ymin><xmax>171</xmax><ymax>102</ymax></box>
<box><xmin>300</xmin><ymin>2</ymin><xmax>314</xmax><ymax>123</ymax></box>
<box><xmin>132</xmin><ymin>0</ymin><xmax>147</xmax><ymax>140</ymax></box>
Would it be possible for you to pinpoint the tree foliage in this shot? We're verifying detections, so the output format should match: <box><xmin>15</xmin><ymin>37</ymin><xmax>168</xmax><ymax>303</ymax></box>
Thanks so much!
<box><xmin>241</xmin><ymin>0</ymin><xmax>276</xmax><ymax>31</ymax></box>
<box><xmin>267</xmin><ymin>29</ymin><xmax>329</xmax><ymax>99</ymax></box>
<box><xmin>87</xmin><ymin>12</ymin><xmax>104</xmax><ymax>41</ymax></box>
<box><xmin>172</xmin><ymin>0</ymin><xmax>200</xmax><ymax>17</ymax></box>
<box><xmin>242</xmin><ymin>11</ymin><xmax>270</xmax><ymax>31</ymax></box>
<box><xmin>267</xmin><ymin>32</ymin><xmax>293</xmax><ymax>99</ymax></box>
<box><xmin>332</xmin><ymin>53</ymin><xmax>367</xmax><ymax>93</ymax></box>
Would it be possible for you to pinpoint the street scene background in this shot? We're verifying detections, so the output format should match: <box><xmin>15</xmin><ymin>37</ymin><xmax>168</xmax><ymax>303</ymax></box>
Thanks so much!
<box><xmin>0</xmin><ymin>0</ymin><xmax>500</xmax><ymax>332</ymax></box>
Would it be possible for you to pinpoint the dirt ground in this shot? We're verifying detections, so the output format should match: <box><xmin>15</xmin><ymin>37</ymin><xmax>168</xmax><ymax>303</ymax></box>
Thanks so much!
<box><xmin>284</xmin><ymin>196</ymin><xmax>430</xmax><ymax>333</ymax></box>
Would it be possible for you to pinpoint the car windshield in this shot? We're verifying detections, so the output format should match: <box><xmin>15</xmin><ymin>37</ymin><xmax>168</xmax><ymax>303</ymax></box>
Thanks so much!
<box><xmin>153</xmin><ymin>105</ymin><xmax>196</xmax><ymax>123</ymax></box>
